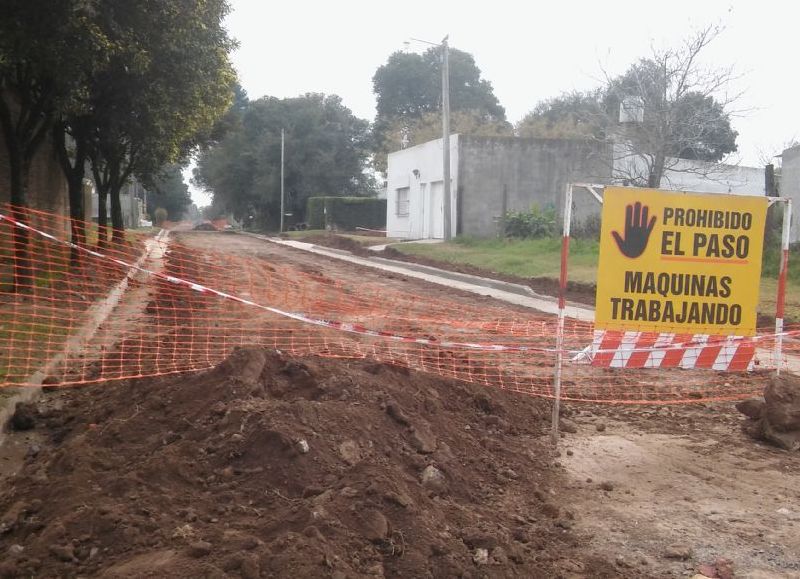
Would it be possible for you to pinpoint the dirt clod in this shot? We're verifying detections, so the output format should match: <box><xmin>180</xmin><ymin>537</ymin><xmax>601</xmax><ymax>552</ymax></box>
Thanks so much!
<box><xmin>742</xmin><ymin>374</ymin><xmax>800</xmax><ymax>450</ymax></box>
<box><xmin>187</xmin><ymin>540</ymin><xmax>212</xmax><ymax>558</ymax></box>
<box><xmin>560</xmin><ymin>420</ymin><xmax>578</xmax><ymax>434</ymax></box>
<box><xmin>10</xmin><ymin>402</ymin><xmax>37</xmax><ymax>431</ymax></box>
<box><xmin>664</xmin><ymin>544</ymin><xmax>693</xmax><ymax>560</ymax></box>
<box><xmin>735</xmin><ymin>398</ymin><xmax>765</xmax><ymax>420</ymax></box>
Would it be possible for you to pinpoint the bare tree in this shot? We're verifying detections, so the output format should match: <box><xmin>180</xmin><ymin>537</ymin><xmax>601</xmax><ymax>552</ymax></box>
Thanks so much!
<box><xmin>605</xmin><ymin>25</ymin><xmax>741</xmax><ymax>189</ymax></box>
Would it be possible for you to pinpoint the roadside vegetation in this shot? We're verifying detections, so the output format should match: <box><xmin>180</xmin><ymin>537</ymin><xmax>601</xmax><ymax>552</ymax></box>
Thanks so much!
<box><xmin>392</xmin><ymin>235</ymin><xmax>800</xmax><ymax>322</ymax></box>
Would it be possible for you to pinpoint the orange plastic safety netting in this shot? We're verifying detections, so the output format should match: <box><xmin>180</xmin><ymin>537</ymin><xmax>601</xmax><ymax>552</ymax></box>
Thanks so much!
<box><xmin>1</xmin><ymin>205</ymin><xmax>796</xmax><ymax>403</ymax></box>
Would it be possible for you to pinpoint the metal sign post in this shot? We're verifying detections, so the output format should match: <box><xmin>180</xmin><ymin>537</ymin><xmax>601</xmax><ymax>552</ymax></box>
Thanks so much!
<box><xmin>771</xmin><ymin>197</ymin><xmax>793</xmax><ymax>374</ymax></box>
<box><xmin>551</xmin><ymin>183</ymin><xmax>572</xmax><ymax>445</ymax></box>
<box><xmin>552</xmin><ymin>183</ymin><xmax>605</xmax><ymax>446</ymax></box>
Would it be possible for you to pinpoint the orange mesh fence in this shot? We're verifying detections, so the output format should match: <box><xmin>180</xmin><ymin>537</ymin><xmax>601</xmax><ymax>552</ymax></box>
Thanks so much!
<box><xmin>1</xmin><ymin>206</ymin><xmax>796</xmax><ymax>403</ymax></box>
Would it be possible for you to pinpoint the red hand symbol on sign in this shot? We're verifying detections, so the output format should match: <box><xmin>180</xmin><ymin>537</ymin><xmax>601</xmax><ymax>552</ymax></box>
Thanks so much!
<box><xmin>612</xmin><ymin>201</ymin><xmax>656</xmax><ymax>259</ymax></box>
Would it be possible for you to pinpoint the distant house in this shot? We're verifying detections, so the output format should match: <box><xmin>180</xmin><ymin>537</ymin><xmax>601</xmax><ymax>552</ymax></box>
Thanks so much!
<box><xmin>90</xmin><ymin>178</ymin><xmax>148</xmax><ymax>229</ymax></box>
<box><xmin>386</xmin><ymin>135</ymin><xmax>767</xmax><ymax>240</ymax></box>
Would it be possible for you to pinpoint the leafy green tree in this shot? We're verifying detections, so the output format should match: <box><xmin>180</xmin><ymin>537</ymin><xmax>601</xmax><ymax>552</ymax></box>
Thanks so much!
<box><xmin>194</xmin><ymin>93</ymin><xmax>373</xmax><ymax>230</ymax></box>
<box><xmin>0</xmin><ymin>0</ymin><xmax>110</xmax><ymax>286</ymax></box>
<box><xmin>145</xmin><ymin>165</ymin><xmax>192</xmax><ymax>221</ymax></box>
<box><xmin>86</xmin><ymin>0</ymin><xmax>235</xmax><ymax>244</ymax></box>
<box><xmin>372</xmin><ymin>47</ymin><xmax>507</xmax><ymax>172</ymax></box>
<box><xmin>516</xmin><ymin>90</ymin><xmax>607</xmax><ymax>140</ymax></box>
<box><xmin>379</xmin><ymin>110</ymin><xmax>512</xmax><ymax>157</ymax></box>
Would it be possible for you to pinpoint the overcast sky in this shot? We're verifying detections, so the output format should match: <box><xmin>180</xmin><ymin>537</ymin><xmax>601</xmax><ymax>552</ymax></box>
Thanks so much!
<box><xmin>190</xmin><ymin>0</ymin><xmax>800</xmax><ymax>206</ymax></box>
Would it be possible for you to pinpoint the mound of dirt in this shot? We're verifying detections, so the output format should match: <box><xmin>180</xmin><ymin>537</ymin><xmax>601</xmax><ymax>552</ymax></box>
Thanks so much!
<box><xmin>0</xmin><ymin>348</ymin><xmax>596</xmax><ymax>578</ymax></box>
<box><xmin>193</xmin><ymin>222</ymin><xmax>219</xmax><ymax>231</ymax></box>
<box><xmin>739</xmin><ymin>373</ymin><xmax>800</xmax><ymax>450</ymax></box>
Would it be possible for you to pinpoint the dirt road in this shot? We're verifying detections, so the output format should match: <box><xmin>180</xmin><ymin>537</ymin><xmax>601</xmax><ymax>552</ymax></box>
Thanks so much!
<box><xmin>1</xmin><ymin>230</ymin><xmax>797</xmax><ymax>577</ymax></box>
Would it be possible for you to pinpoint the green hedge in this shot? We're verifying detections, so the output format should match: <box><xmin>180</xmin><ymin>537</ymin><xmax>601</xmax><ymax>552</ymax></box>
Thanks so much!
<box><xmin>306</xmin><ymin>197</ymin><xmax>387</xmax><ymax>230</ymax></box>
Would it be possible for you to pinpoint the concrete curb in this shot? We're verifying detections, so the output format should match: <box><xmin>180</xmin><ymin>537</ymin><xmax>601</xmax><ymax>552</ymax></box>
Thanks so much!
<box><xmin>242</xmin><ymin>233</ymin><xmax>594</xmax><ymax>321</ymax></box>
<box><xmin>0</xmin><ymin>230</ymin><xmax>169</xmax><ymax>446</ymax></box>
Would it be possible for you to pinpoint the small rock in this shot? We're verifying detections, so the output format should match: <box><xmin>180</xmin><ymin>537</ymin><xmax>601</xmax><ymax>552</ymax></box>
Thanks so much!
<box><xmin>461</xmin><ymin>528</ymin><xmax>498</xmax><ymax>550</ymax></box>
<box><xmin>231</xmin><ymin>433</ymin><xmax>244</xmax><ymax>442</ymax></box>
<box><xmin>500</xmin><ymin>467</ymin><xmax>519</xmax><ymax>480</ymax></box>
<box><xmin>473</xmin><ymin>548</ymin><xmax>489</xmax><ymax>565</ymax></box>
<box><xmin>664</xmin><ymin>544</ymin><xmax>693</xmax><ymax>560</ymax></box>
<box><xmin>89</xmin><ymin>547</ymin><xmax>99</xmax><ymax>560</ymax></box>
<box><xmin>360</xmin><ymin>509</ymin><xmax>389</xmax><ymax>542</ymax></box>
<box><xmin>384</xmin><ymin>491</ymin><xmax>413</xmax><ymax>509</ymax></box>
<box><xmin>615</xmin><ymin>555</ymin><xmax>633</xmax><ymax>568</ymax></box>
<box><xmin>48</xmin><ymin>544</ymin><xmax>76</xmax><ymax>562</ymax></box>
<box><xmin>566</xmin><ymin>449</ymin><xmax>574</xmax><ymax>456</ymax></box>
<box><xmin>420</xmin><ymin>465</ymin><xmax>447</xmax><ymax>492</ymax></box>
<box><xmin>338</xmin><ymin>440</ymin><xmax>361</xmax><ymax>465</ymax></box>
<box><xmin>410</xmin><ymin>425</ymin><xmax>437</xmax><ymax>454</ymax></box>
<box><xmin>8</xmin><ymin>544</ymin><xmax>24</xmax><ymax>556</ymax></box>
<box><xmin>25</xmin><ymin>444</ymin><xmax>41</xmax><ymax>459</ymax></box>
<box><xmin>297</xmin><ymin>439</ymin><xmax>310</xmax><ymax>454</ymax></box>
<box><xmin>599</xmin><ymin>481</ymin><xmax>614</xmax><ymax>492</ymax></box>
<box><xmin>595</xmin><ymin>422</ymin><xmax>607</xmax><ymax>432</ymax></box>
<box><xmin>385</xmin><ymin>401</ymin><xmax>410</xmax><ymax>426</ymax></box>
<box><xmin>187</xmin><ymin>540</ymin><xmax>212</xmax><ymax>558</ymax></box>
<box><xmin>560</xmin><ymin>420</ymin><xmax>578</xmax><ymax>434</ymax></box>
<box><xmin>491</xmin><ymin>546</ymin><xmax>509</xmax><ymax>565</ymax></box>
<box><xmin>555</xmin><ymin>519</ymin><xmax>573</xmax><ymax>529</ymax></box>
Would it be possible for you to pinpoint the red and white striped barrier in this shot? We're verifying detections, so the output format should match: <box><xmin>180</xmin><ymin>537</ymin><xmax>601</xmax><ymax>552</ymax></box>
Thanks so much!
<box><xmin>587</xmin><ymin>330</ymin><xmax>755</xmax><ymax>371</ymax></box>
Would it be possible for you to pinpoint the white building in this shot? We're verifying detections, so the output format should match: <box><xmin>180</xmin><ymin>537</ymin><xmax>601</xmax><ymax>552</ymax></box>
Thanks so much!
<box><xmin>386</xmin><ymin>135</ymin><xmax>459</xmax><ymax>240</ymax></box>
<box><xmin>780</xmin><ymin>145</ymin><xmax>800</xmax><ymax>243</ymax></box>
<box><xmin>386</xmin><ymin>135</ymin><xmax>767</xmax><ymax>240</ymax></box>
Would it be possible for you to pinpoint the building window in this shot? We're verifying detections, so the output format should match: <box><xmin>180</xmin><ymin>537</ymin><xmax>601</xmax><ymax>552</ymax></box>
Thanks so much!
<box><xmin>396</xmin><ymin>187</ymin><xmax>410</xmax><ymax>216</ymax></box>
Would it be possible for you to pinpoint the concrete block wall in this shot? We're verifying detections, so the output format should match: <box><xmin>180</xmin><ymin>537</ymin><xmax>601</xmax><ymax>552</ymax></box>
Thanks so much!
<box><xmin>0</xmin><ymin>138</ymin><xmax>68</xmax><ymax>217</ymax></box>
<box><xmin>457</xmin><ymin>136</ymin><xmax>612</xmax><ymax>238</ymax></box>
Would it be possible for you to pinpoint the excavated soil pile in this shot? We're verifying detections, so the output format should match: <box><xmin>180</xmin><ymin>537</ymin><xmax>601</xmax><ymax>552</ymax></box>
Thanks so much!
<box><xmin>738</xmin><ymin>372</ymin><xmax>800</xmax><ymax>450</ymax></box>
<box><xmin>0</xmin><ymin>348</ymin><xmax>600</xmax><ymax>578</ymax></box>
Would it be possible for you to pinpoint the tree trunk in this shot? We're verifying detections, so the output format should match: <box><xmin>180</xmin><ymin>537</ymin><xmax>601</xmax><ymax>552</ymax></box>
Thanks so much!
<box><xmin>53</xmin><ymin>123</ymin><xmax>88</xmax><ymax>264</ymax></box>
<box><xmin>97</xmin><ymin>190</ymin><xmax>109</xmax><ymax>249</ymax></box>
<box><xmin>1</xmin><ymin>83</ymin><xmax>52</xmax><ymax>292</ymax></box>
<box><xmin>648</xmin><ymin>151</ymin><xmax>666</xmax><ymax>189</ymax></box>
<box><xmin>7</xmin><ymin>146</ymin><xmax>32</xmax><ymax>292</ymax></box>
<box><xmin>68</xmin><ymin>171</ymin><xmax>86</xmax><ymax>264</ymax></box>
<box><xmin>110</xmin><ymin>185</ymin><xmax>125</xmax><ymax>244</ymax></box>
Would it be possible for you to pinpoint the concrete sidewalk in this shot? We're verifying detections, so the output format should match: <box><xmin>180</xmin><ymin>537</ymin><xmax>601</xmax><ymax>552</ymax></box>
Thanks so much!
<box><xmin>251</xmin><ymin>234</ymin><xmax>593</xmax><ymax>321</ymax></box>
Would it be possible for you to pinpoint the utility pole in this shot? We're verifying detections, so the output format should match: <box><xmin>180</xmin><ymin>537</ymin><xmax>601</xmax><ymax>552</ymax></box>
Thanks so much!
<box><xmin>408</xmin><ymin>35</ymin><xmax>452</xmax><ymax>240</ymax></box>
<box><xmin>441</xmin><ymin>35</ymin><xmax>451</xmax><ymax>241</ymax></box>
<box><xmin>280</xmin><ymin>128</ymin><xmax>285</xmax><ymax>233</ymax></box>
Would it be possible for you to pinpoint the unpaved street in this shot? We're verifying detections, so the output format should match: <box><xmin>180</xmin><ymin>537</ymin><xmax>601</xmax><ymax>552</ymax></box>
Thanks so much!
<box><xmin>1</xmin><ymin>230</ymin><xmax>797</xmax><ymax>578</ymax></box>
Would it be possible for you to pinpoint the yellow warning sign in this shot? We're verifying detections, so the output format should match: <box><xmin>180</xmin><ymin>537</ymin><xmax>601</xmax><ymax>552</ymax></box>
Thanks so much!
<box><xmin>595</xmin><ymin>187</ymin><xmax>767</xmax><ymax>336</ymax></box>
